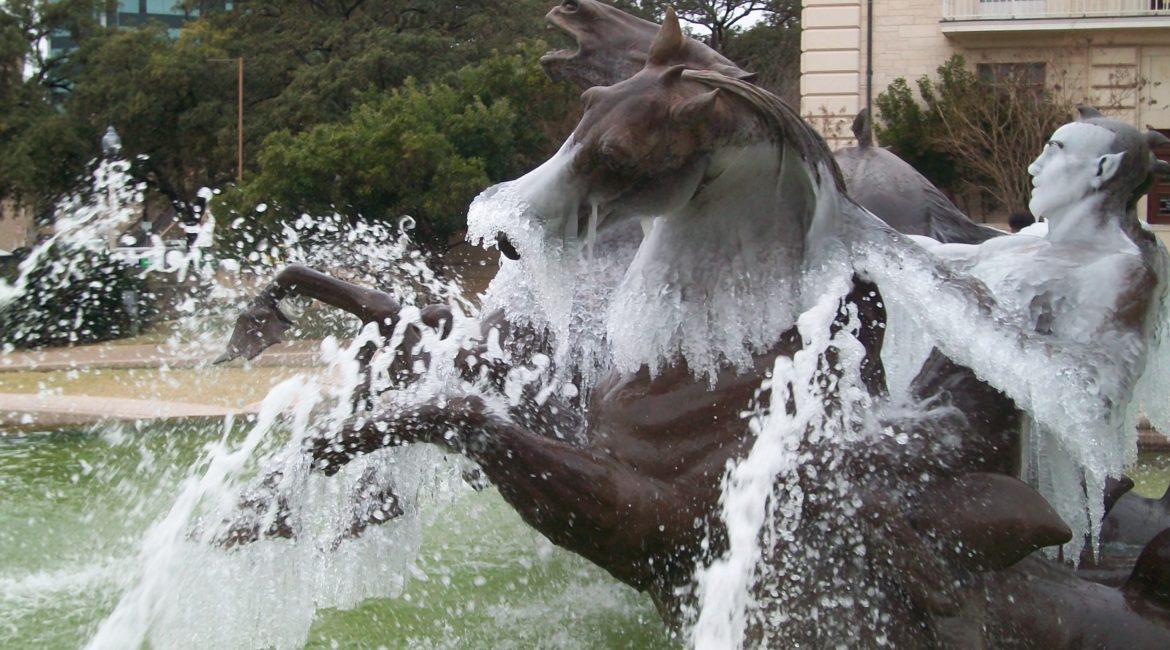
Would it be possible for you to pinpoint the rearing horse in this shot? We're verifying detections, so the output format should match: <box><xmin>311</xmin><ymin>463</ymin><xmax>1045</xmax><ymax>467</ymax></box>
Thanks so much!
<box><xmin>220</xmin><ymin>7</ymin><xmax>1170</xmax><ymax>647</ymax></box>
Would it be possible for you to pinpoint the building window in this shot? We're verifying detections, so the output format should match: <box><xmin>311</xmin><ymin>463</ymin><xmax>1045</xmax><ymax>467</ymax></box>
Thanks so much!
<box><xmin>976</xmin><ymin>62</ymin><xmax>1047</xmax><ymax>89</ymax></box>
<box><xmin>1149</xmin><ymin>129</ymin><xmax>1170</xmax><ymax>225</ymax></box>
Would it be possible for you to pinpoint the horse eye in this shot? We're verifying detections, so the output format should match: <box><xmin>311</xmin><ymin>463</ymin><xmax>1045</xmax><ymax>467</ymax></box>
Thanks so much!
<box><xmin>598</xmin><ymin>142</ymin><xmax>636</xmax><ymax>173</ymax></box>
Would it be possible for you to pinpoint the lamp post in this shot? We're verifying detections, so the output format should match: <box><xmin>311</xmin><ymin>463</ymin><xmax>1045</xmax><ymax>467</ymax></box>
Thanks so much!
<box><xmin>100</xmin><ymin>125</ymin><xmax>122</xmax><ymax>158</ymax></box>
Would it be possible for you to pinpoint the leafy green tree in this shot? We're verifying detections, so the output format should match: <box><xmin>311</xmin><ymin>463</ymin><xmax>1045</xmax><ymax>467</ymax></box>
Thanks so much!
<box><xmin>672</xmin><ymin>0</ymin><xmax>798</xmax><ymax>52</ymax></box>
<box><xmin>599</xmin><ymin>1</ymin><xmax>802</xmax><ymax>103</ymax></box>
<box><xmin>65</xmin><ymin>22</ymin><xmax>242</xmax><ymax>221</ymax></box>
<box><xmin>721</xmin><ymin>12</ymin><xmax>800</xmax><ymax>105</ymax></box>
<box><xmin>203</xmin><ymin>0</ymin><xmax>553</xmax><ymax>142</ymax></box>
<box><xmin>219</xmin><ymin>45</ymin><xmax>578</xmax><ymax>249</ymax></box>
<box><xmin>4</xmin><ymin>0</ymin><xmax>586</xmax><ymax>249</ymax></box>
<box><xmin>0</xmin><ymin>1</ymin><xmax>102</xmax><ymax>216</ymax></box>
<box><xmin>874</xmin><ymin>76</ymin><xmax>957</xmax><ymax>192</ymax></box>
<box><xmin>620</xmin><ymin>1</ymin><xmax>800</xmax><ymax>53</ymax></box>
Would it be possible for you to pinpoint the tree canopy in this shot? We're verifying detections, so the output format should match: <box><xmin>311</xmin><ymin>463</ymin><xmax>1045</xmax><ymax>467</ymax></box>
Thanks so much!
<box><xmin>1</xmin><ymin>0</ymin><xmax>801</xmax><ymax>248</ymax></box>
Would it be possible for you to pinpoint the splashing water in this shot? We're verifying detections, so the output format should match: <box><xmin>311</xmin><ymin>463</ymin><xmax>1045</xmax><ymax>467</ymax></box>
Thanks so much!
<box><xmin>687</xmin><ymin>271</ymin><xmax>919</xmax><ymax>648</ymax></box>
<box><xmin>468</xmin><ymin>175</ymin><xmax>641</xmax><ymax>394</ymax></box>
<box><xmin>691</xmin><ymin>278</ymin><xmax>858</xmax><ymax>646</ymax></box>
<box><xmin>853</xmin><ymin>228</ymin><xmax>1170</xmax><ymax>560</ymax></box>
<box><xmin>85</xmin><ymin>353</ymin><xmax>465</xmax><ymax>650</ymax></box>
<box><xmin>0</xmin><ymin>158</ymin><xmax>144</xmax><ymax>310</ymax></box>
<box><xmin>8</xmin><ymin>127</ymin><xmax>1169</xmax><ymax>650</ymax></box>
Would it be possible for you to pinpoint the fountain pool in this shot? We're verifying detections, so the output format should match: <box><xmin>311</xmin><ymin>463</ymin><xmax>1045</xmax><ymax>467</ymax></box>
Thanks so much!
<box><xmin>0</xmin><ymin>421</ymin><xmax>675</xmax><ymax>649</ymax></box>
<box><xmin>4</xmin><ymin>420</ymin><xmax>1169</xmax><ymax>648</ymax></box>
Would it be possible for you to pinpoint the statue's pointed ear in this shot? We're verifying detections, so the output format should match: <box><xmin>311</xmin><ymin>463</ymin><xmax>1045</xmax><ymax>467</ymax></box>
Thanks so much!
<box><xmin>648</xmin><ymin>7</ymin><xmax>684</xmax><ymax>67</ymax></box>
<box><xmin>671</xmin><ymin>88</ymin><xmax>720</xmax><ymax>125</ymax></box>
<box><xmin>1092</xmin><ymin>152</ymin><xmax>1125</xmax><ymax>189</ymax></box>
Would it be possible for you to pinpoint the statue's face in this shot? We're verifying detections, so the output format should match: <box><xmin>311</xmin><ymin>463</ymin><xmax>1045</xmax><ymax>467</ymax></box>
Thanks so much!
<box><xmin>1027</xmin><ymin>122</ymin><xmax>1115</xmax><ymax>219</ymax></box>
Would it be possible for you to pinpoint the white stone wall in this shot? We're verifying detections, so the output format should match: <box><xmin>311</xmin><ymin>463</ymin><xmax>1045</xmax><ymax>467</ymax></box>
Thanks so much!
<box><xmin>801</xmin><ymin>0</ymin><xmax>1170</xmax><ymax>141</ymax></box>
<box><xmin>801</xmin><ymin>0</ymin><xmax>863</xmax><ymax>147</ymax></box>
<box><xmin>866</xmin><ymin>0</ymin><xmax>958</xmax><ymax>106</ymax></box>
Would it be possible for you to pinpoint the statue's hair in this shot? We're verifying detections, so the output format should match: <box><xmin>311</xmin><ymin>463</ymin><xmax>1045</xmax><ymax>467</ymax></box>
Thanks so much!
<box><xmin>1074</xmin><ymin>106</ymin><xmax>1163</xmax><ymax>254</ymax></box>
<box><xmin>1076</xmin><ymin>108</ymin><xmax>1149</xmax><ymax>203</ymax></box>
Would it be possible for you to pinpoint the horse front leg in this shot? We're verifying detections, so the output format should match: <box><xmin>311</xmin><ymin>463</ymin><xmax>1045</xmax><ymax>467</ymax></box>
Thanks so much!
<box><xmin>216</xmin><ymin>264</ymin><xmax>400</xmax><ymax>363</ymax></box>
<box><xmin>307</xmin><ymin>397</ymin><xmax>710</xmax><ymax>599</ymax></box>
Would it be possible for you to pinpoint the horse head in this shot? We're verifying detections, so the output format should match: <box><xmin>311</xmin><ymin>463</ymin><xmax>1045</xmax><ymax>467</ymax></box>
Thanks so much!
<box><xmin>473</xmin><ymin>10</ymin><xmax>842</xmax><ymax>264</ymax></box>
<box><xmin>540</xmin><ymin>0</ymin><xmax>753</xmax><ymax>89</ymax></box>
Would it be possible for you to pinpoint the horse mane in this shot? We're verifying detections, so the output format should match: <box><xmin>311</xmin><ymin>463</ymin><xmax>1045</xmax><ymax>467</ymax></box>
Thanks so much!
<box><xmin>681</xmin><ymin>69</ymin><xmax>849</xmax><ymax>197</ymax></box>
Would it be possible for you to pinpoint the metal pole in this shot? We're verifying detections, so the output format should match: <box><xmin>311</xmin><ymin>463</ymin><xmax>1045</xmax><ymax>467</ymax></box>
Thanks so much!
<box><xmin>237</xmin><ymin>57</ymin><xmax>244</xmax><ymax>182</ymax></box>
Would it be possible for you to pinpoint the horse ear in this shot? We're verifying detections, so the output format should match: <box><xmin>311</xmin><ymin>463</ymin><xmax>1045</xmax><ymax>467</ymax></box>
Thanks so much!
<box><xmin>648</xmin><ymin>7</ymin><xmax>684</xmax><ymax>67</ymax></box>
<box><xmin>1077</xmin><ymin>105</ymin><xmax>1104</xmax><ymax>120</ymax></box>
<box><xmin>661</xmin><ymin>64</ymin><xmax>687</xmax><ymax>85</ymax></box>
<box><xmin>671</xmin><ymin>88</ymin><xmax>720</xmax><ymax>126</ymax></box>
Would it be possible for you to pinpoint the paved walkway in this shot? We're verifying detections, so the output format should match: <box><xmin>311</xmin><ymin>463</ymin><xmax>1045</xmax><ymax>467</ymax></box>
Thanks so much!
<box><xmin>0</xmin><ymin>340</ymin><xmax>322</xmax><ymax>430</ymax></box>
<box><xmin>0</xmin><ymin>340</ymin><xmax>320</xmax><ymax>372</ymax></box>
<box><xmin>2</xmin><ymin>339</ymin><xmax>1168</xmax><ymax>450</ymax></box>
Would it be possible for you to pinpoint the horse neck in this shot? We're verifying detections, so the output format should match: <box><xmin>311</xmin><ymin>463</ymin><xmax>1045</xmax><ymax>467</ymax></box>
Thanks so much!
<box><xmin>651</xmin><ymin>142</ymin><xmax>806</xmax><ymax>268</ymax></box>
<box><xmin>607</xmin><ymin>142</ymin><xmax>811</xmax><ymax>378</ymax></box>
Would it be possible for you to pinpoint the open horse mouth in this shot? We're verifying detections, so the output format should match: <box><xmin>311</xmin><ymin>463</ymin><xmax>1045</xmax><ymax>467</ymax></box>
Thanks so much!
<box><xmin>496</xmin><ymin>232</ymin><xmax>521</xmax><ymax>260</ymax></box>
<box><xmin>539</xmin><ymin>7</ymin><xmax>585</xmax><ymax>81</ymax></box>
<box><xmin>538</xmin><ymin>0</ymin><xmax>652</xmax><ymax>89</ymax></box>
<box><xmin>491</xmin><ymin>198</ymin><xmax>616</xmax><ymax>262</ymax></box>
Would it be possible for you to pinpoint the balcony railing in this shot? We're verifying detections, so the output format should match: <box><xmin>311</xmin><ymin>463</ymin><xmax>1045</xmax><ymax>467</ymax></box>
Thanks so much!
<box><xmin>942</xmin><ymin>0</ymin><xmax>1169</xmax><ymax>21</ymax></box>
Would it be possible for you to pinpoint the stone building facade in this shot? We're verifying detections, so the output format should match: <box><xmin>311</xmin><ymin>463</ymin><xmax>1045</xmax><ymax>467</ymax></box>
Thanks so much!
<box><xmin>800</xmin><ymin>0</ymin><xmax>1170</xmax><ymax>224</ymax></box>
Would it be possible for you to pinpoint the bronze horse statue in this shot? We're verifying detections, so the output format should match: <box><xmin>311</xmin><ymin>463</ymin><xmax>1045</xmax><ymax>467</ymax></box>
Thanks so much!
<box><xmin>217</xmin><ymin>4</ymin><xmax>1170</xmax><ymax>647</ymax></box>
<box><xmin>834</xmin><ymin>110</ymin><xmax>1003</xmax><ymax>244</ymax></box>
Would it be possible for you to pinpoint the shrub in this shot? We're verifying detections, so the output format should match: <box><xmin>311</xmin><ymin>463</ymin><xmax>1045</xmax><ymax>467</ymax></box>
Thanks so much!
<box><xmin>0</xmin><ymin>242</ymin><xmax>153</xmax><ymax>348</ymax></box>
<box><xmin>215</xmin><ymin>43</ymin><xmax>578</xmax><ymax>254</ymax></box>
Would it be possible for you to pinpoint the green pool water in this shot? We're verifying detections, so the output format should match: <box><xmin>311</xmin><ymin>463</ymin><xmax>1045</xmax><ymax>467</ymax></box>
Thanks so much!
<box><xmin>1132</xmin><ymin>451</ymin><xmax>1170</xmax><ymax>499</ymax></box>
<box><xmin>4</xmin><ymin>421</ymin><xmax>1168</xmax><ymax>650</ymax></box>
<box><xmin>0</xmin><ymin>423</ymin><xmax>676</xmax><ymax>650</ymax></box>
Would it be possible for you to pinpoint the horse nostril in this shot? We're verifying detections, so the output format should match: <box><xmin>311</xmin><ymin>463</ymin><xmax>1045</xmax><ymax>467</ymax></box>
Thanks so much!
<box><xmin>497</xmin><ymin>233</ymin><xmax>521</xmax><ymax>260</ymax></box>
<box><xmin>562</xmin><ymin>0</ymin><xmax>580</xmax><ymax>11</ymax></box>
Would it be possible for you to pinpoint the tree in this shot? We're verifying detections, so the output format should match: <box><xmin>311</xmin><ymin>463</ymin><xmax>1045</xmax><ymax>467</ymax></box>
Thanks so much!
<box><xmin>604</xmin><ymin>0</ymin><xmax>803</xmax><ymax>103</ymax></box>
<box><xmin>721</xmin><ymin>12</ymin><xmax>801</xmax><ymax>105</ymax></box>
<box><xmin>3</xmin><ymin>0</ymin><xmax>578</xmax><ymax>246</ymax></box>
<box><xmin>875</xmin><ymin>55</ymin><xmax>1074</xmax><ymax>214</ymax></box>
<box><xmin>0</xmin><ymin>1</ymin><xmax>103</xmax><ymax>216</ymax></box>
<box><xmin>673</xmin><ymin>0</ymin><xmax>798</xmax><ymax>52</ymax></box>
<box><xmin>65</xmin><ymin>21</ymin><xmax>242</xmax><ymax>223</ymax></box>
<box><xmin>217</xmin><ymin>44</ymin><xmax>578</xmax><ymax>249</ymax></box>
<box><xmin>621</xmin><ymin>0</ymin><xmax>800</xmax><ymax>52</ymax></box>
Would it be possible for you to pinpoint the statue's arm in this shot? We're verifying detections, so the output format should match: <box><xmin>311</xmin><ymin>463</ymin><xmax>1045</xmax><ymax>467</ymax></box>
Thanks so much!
<box><xmin>851</xmin><ymin>215</ymin><xmax>1134</xmax><ymax>411</ymax></box>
